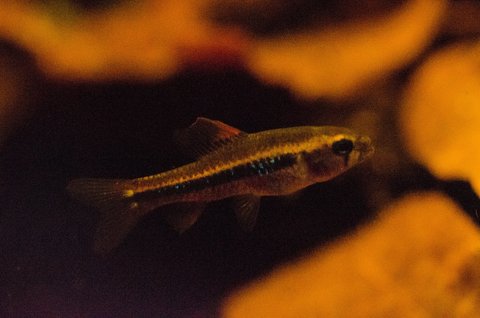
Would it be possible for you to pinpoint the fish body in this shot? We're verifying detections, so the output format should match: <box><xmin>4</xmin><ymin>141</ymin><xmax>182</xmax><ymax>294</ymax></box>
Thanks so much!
<box><xmin>68</xmin><ymin>118</ymin><xmax>373</xmax><ymax>254</ymax></box>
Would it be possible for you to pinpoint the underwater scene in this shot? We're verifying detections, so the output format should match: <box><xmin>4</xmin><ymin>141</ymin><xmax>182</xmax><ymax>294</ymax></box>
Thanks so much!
<box><xmin>1</xmin><ymin>0</ymin><xmax>480</xmax><ymax>317</ymax></box>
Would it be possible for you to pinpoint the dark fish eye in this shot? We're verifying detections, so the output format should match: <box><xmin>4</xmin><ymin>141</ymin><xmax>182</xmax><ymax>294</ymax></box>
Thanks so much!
<box><xmin>332</xmin><ymin>139</ymin><xmax>354</xmax><ymax>156</ymax></box>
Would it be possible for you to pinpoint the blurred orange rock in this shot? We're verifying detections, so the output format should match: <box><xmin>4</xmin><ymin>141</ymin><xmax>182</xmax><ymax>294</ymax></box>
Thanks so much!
<box><xmin>0</xmin><ymin>0</ymin><xmax>445</xmax><ymax>101</ymax></box>
<box><xmin>0</xmin><ymin>1</ymin><xmax>248</xmax><ymax>80</ymax></box>
<box><xmin>247</xmin><ymin>0</ymin><xmax>446</xmax><ymax>100</ymax></box>
<box><xmin>400</xmin><ymin>41</ymin><xmax>480</xmax><ymax>195</ymax></box>
<box><xmin>222</xmin><ymin>192</ymin><xmax>480</xmax><ymax>318</ymax></box>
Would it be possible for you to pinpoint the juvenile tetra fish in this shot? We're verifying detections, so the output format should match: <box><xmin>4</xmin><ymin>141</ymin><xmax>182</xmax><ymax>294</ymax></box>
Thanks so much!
<box><xmin>68</xmin><ymin>118</ymin><xmax>373</xmax><ymax>254</ymax></box>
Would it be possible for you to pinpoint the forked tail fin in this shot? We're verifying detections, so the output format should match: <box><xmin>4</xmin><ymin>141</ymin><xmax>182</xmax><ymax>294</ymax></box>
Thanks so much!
<box><xmin>67</xmin><ymin>178</ymin><xmax>143</xmax><ymax>255</ymax></box>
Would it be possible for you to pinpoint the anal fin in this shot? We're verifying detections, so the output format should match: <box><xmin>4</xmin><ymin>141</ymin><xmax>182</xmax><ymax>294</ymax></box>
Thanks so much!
<box><xmin>94</xmin><ymin>202</ymin><xmax>144</xmax><ymax>255</ymax></box>
<box><xmin>232</xmin><ymin>195</ymin><xmax>261</xmax><ymax>231</ymax></box>
<box><xmin>163</xmin><ymin>202</ymin><xmax>206</xmax><ymax>233</ymax></box>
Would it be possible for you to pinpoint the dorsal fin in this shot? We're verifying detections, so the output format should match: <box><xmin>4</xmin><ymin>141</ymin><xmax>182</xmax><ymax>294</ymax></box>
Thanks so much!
<box><xmin>174</xmin><ymin>117</ymin><xmax>246</xmax><ymax>158</ymax></box>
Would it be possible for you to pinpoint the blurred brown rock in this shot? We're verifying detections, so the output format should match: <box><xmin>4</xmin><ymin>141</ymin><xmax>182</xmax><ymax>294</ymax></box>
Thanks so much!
<box><xmin>0</xmin><ymin>46</ymin><xmax>34</xmax><ymax>145</ymax></box>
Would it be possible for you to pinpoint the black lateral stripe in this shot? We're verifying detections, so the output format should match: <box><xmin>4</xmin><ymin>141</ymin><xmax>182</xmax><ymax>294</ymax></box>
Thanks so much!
<box><xmin>134</xmin><ymin>153</ymin><xmax>297</xmax><ymax>201</ymax></box>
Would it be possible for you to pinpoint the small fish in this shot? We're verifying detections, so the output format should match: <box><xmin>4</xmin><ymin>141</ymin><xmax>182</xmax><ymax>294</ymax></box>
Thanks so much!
<box><xmin>67</xmin><ymin>117</ymin><xmax>373</xmax><ymax>254</ymax></box>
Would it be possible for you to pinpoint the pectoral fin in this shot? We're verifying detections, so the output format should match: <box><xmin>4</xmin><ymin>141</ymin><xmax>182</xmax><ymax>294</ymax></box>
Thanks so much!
<box><xmin>232</xmin><ymin>195</ymin><xmax>261</xmax><ymax>231</ymax></box>
<box><xmin>174</xmin><ymin>117</ymin><xmax>246</xmax><ymax>158</ymax></box>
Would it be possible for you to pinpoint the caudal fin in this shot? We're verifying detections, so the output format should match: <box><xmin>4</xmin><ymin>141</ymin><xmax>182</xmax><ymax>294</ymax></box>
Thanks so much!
<box><xmin>67</xmin><ymin>178</ymin><xmax>143</xmax><ymax>255</ymax></box>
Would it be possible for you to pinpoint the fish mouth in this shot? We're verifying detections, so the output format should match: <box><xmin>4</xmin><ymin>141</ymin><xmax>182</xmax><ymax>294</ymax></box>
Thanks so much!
<box><xmin>355</xmin><ymin>136</ymin><xmax>374</xmax><ymax>162</ymax></box>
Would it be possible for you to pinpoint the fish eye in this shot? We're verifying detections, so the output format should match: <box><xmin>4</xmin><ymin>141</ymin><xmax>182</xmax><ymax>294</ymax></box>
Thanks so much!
<box><xmin>332</xmin><ymin>139</ymin><xmax>354</xmax><ymax>156</ymax></box>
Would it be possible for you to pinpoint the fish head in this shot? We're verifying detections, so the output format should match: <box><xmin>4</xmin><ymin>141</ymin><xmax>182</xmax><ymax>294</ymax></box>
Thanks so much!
<box><xmin>302</xmin><ymin>127</ymin><xmax>374</xmax><ymax>182</ymax></box>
